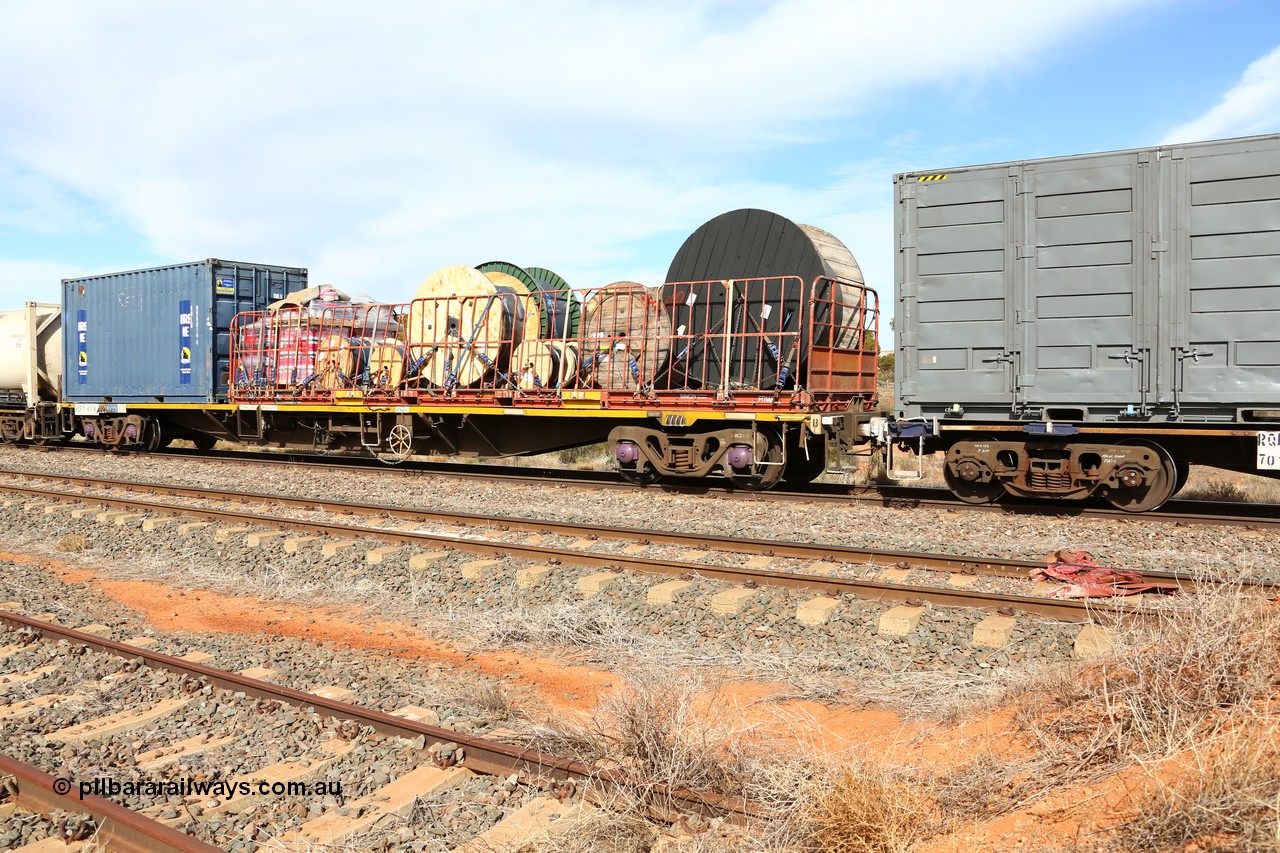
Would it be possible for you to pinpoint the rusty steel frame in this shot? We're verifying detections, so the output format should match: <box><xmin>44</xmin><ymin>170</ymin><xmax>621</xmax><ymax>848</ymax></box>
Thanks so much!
<box><xmin>0</xmin><ymin>612</ymin><xmax>766</xmax><ymax>824</ymax></box>
<box><xmin>228</xmin><ymin>276</ymin><xmax>881</xmax><ymax>413</ymax></box>
<box><xmin>0</xmin><ymin>753</ymin><xmax>222</xmax><ymax>853</ymax></box>
<box><xmin>0</xmin><ymin>478</ymin><xmax>1157</xmax><ymax>621</ymax></box>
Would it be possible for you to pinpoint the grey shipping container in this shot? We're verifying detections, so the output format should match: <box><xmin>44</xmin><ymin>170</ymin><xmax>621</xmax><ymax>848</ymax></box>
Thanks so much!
<box><xmin>895</xmin><ymin>133</ymin><xmax>1280</xmax><ymax>424</ymax></box>
<box><xmin>63</xmin><ymin>259</ymin><xmax>308</xmax><ymax>403</ymax></box>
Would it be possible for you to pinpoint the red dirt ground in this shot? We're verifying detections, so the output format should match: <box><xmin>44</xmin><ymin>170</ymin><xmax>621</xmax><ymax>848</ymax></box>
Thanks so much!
<box><xmin>0</xmin><ymin>548</ymin><xmax>1163</xmax><ymax>849</ymax></box>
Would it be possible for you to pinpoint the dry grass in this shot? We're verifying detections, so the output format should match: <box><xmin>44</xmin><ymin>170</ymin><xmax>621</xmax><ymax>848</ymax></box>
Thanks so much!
<box><xmin>524</xmin><ymin>667</ymin><xmax>824</xmax><ymax>849</ymax></box>
<box><xmin>1180</xmin><ymin>465</ymin><xmax>1280</xmax><ymax>504</ymax></box>
<box><xmin>455</xmin><ymin>600</ymin><xmax>641</xmax><ymax>654</ymax></box>
<box><xmin>1018</xmin><ymin>579</ymin><xmax>1280</xmax><ymax>770</ymax></box>
<box><xmin>1117</xmin><ymin>722</ymin><xmax>1280</xmax><ymax>852</ymax></box>
<box><xmin>799</xmin><ymin>762</ymin><xmax>930</xmax><ymax>853</ymax></box>
<box><xmin>56</xmin><ymin>533</ymin><xmax>89</xmax><ymax>552</ymax></box>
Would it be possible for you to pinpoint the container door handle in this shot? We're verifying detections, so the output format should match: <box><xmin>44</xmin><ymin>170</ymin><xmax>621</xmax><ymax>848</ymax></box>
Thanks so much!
<box><xmin>1108</xmin><ymin>350</ymin><xmax>1144</xmax><ymax>365</ymax></box>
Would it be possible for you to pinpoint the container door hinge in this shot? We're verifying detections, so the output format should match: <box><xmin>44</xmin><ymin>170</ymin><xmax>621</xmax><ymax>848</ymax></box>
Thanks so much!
<box><xmin>899</xmin><ymin>233</ymin><xmax>915</xmax><ymax>249</ymax></box>
<box><xmin>1016</xmin><ymin>245</ymin><xmax>1036</xmax><ymax>259</ymax></box>
<box><xmin>1016</xmin><ymin>309</ymin><xmax>1036</xmax><ymax>324</ymax></box>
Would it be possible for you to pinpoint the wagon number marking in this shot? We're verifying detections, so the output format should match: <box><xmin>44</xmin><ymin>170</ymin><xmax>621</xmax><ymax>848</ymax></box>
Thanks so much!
<box><xmin>1258</xmin><ymin>432</ymin><xmax>1280</xmax><ymax>471</ymax></box>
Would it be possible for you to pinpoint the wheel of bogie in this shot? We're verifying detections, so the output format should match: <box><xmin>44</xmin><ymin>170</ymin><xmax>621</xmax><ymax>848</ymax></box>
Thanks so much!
<box><xmin>942</xmin><ymin>435</ymin><xmax>1004</xmax><ymax>504</ymax></box>
<box><xmin>943</xmin><ymin>464</ymin><xmax>1005</xmax><ymax>504</ymax></box>
<box><xmin>726</xmin><ymin>426</ymin><xmax>786</xmax><ymax>491</ymax></box>
<box><xmin>783</xmin><ymin>431</ymin><xmax>827</xmax><ymax>484</ymax></box>
<box><xmin>190</xmin><ymin>434</ymin><xmax>217</xmax><ymax>452</ymax></box>
<box><xmin>144</xmin><ymin>420</ymin><xmax>163</xmax><ymax>453</ymax></box>
<box><xmin>1172</xmin><ymin>461</ymin><xmax>1190</xmax><ymax>497</ymax></box>
<box><xmin>1104</xmin><ymin>440</ymin><xmax>1178</xmax><ymax>513</ymax></box>
<box><xmin>375</xmin><ymin>423</ymin><xmax>413</xmax><ymax>465</ymax></box>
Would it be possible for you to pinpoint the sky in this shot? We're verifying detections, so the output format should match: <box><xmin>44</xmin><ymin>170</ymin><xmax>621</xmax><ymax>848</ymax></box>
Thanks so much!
<box><xmin>1</xmin><ymin>0</ymin><xmax>1279</xmax><ymax>346</ymax></box>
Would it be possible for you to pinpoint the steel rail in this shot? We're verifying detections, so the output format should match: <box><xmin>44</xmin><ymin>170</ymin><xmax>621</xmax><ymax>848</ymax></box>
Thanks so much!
<box><xmin>19</xmin><ymin>442</ymin><xmax>1280</xmax><ymax>529</ymax></box>
<box><xmin>0</xmin><ymin>611</ymin><xmax>764</xmax><ymax>823</ymax></box>
<box><xmin>0</xmin><ymin>469</ymin><xmax>1047</xmax><ymax>579</ymax></box>
<box><xmin>4</xmin><ymin>469</ymin><xmax>1263</xmax><ymax>596</ymax></box>
<box><xmin>0</xmin><ymin>480</ymin><xmax>1146</xmax><ymax>621</ymax></box>
<box><xmin>0</xmin><ymin>752</ymin><xmax>222</xmax><ymax>853</ymax></box>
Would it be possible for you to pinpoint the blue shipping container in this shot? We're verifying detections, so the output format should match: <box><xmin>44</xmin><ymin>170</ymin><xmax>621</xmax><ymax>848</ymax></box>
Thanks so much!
<box><xmin>63</xmin><ymin>259</ymin><xmax>308</xmax><ymax>403</ymax></box>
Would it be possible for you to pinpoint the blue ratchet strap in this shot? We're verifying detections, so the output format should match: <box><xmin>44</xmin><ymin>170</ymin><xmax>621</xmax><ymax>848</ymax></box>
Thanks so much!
<box><xmin>444</xmin><ymin>353</ymin><xmax>458</xmax><ymax>392</ymax></box>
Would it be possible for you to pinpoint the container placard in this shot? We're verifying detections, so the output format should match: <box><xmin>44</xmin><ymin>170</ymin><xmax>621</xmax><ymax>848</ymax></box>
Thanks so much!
<box><xmin>76</xmin><ymin>309</ymin><xmax>87</xmax><ymax>384</ymax></box>
<box><xmin>73</xmin><ymin>402</ymin><xmax>126</xmax><ymax>415</ymax></box>
<box><xmin>215</xmin><ymin>276</ymin><xmax>236</xmax><ymax>295</ymax></box>
<box><xmin>179</xmin><ymin>300</ymin><xmax>192</xmax><ymax>384</ymax></box>
<box><xmin>1259</xmin><ymin>432</ymin><xmax>1280</xmax><ymax>471</ymax></box>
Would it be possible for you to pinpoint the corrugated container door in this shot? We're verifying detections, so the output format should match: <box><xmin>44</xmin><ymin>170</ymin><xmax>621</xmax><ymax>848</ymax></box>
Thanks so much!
<box><xmin>1018</xmin><ymin>151</ymin><xmax>1155</xmax><ymax>411</ymax></box>
<box><xmin>211</xmin><ymin>262</ymin><xmax>307</xmax><ymax>398</ymax></box>
<box><xmin>896</xmin><ymin>171</ymin><xmax>1016</xmax><ymax>415</ymax></box>
<box><xmin>64</xmin><ymin>264</ymin><xmax>215</xmax><ymax>401</ymax></box>
<box><xmin>1164</xmin><ymin>137</ymin><xmax>1280</xmax><ymax>409</ymax></box>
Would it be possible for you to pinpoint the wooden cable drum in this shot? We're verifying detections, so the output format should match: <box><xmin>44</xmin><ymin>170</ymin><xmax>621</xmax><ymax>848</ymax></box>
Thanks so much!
<box><xmin>368</xmin><ymin>340</ymin><xmax>408</xmax><ymax>389</ymax></box>
<box><xmin>481</xmin><ymin>270</ymin><xmax>540</xmax><ymax>349</ymax></box>
<box><xmin>526</xmin><ymin>266</ymin><xmax>581</xmax><ymax>339</ymax></box>
<box><xmin>315</xmin><ymin>333</ymin><xmax>356</xmax><ymax>391</ymax></box>
<box><xmin>798</xmin><ymin>222</ymin><xmax>866</xmax><ymax>350</ymax></box>
<box><xmin>510</xmin><ymin>340</ymin><xmax>579</xmax><ymax>390</ymax></box>
<box><xmin>477</xmin><ymin>262</ymin><xmax>546</xmax><ymax>339</ymax></box>
<box><xmin>662</xmin><ymin>208</ymin><xmax>867</xmax><ymax>389</ymax></box>
<box><xmin>579</xmin><ymin>282</ymin><xmax>671</xmax><ymax>390</ymax></box>
<box><xmin>408</xmin><ymin>265</ymin><xmax>514</xmax><ymax>387</ymax></box>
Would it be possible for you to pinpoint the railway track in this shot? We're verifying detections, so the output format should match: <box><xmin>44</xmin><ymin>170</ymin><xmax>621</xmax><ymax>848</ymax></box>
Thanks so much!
<box><xmin>14</xmin><ymin>442</ymin><xmax>1280</xmax><ymax>530</ymax></box>
<box><xmin>0</xmin><ymin>611</ymin><xmax>756</xmax><ymax>851</ymax></box>
<box><xmin>3</xmin><ymin>469</ymin><xmax>1268</xmax><ymax>626</ymax></box>
<box><xmin>1</xmin><ymin>752</ymin><xmax>220</xmax><ymax>853</ymax></box>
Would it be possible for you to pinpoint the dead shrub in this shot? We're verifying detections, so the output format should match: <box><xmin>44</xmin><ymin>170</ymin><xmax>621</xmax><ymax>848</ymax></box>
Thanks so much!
<box><xmin>931</xmin><ymin>749</ymin><xmax>1055</xmax><ymax>822</ymax></box>
<box><xmin>57</xmin><ymin>534</ymin><xmax>89</xmax><ymax>552</ymax></box>
<box><xmin>527</xmin><ymin>667</ymin><xmax>819</xmax><ymax>846</ymax></box>
<box><xmin>1181</xmin><ymin>480</ymin><xmax>1251</xmax><ymax>503</ymax></box>
<box><xmin>1116</xmin><ymin>722</ymin><xmax>1280</xmax><ymax>852</ymax></box>
<box><xmin>459</xmin><ymin>600</ymin><xmax>638</xmax><ymax>653</ymax></box>
<box><xmin>799</xmin><ymin>761</ymin><xmax>930</xmax><ymax>853</ymax></box>
<box><xmin>1019</xmin><ymin>579</ymin><xmax>1280</xmax><ymax>769</ymax></box>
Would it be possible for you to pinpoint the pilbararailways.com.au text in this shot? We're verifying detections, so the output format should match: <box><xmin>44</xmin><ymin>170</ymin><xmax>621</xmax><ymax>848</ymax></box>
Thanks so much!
<box><xmin>61</xmin><ymin>776</ymin><xmax>343</xmax><ymax>801</ymax></box>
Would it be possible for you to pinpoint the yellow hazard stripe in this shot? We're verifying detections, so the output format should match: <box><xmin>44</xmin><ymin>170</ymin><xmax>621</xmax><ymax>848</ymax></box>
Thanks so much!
<box><xmin>916</xmin><ymin>174</ymin><xmax>948</xmax><ymax>182</ymax></box>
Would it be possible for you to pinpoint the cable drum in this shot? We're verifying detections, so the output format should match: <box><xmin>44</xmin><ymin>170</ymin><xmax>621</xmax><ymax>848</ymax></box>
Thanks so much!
<box><xmin>408</xmin><ymin>265</ymin><xmax>517</xmax><ymax>387</ymax></box>
<box><xmin>314</xmin><ymin>333</ymin><xmax>357</xmax><ymax>391</ymax></box>
<box><xmin>477</xmin><ymin>262</ymin><xmax>579</xmax><ymax>342</ymax></box>
<box><xmin>579</xmin><ymin>283</ymin><xmax>671</xmax><ymax>390</ymax></box>
<box><xmin>367</xmin><ymin>340</ymin><xmax>408</xmax><ymax>389</ymax></box>
<box><xmin>797</xmin><ymin>222</ymin><xmax>866</xmax><ymax>351</ymax></box>
<box><xmin>510</xmin><ymin>340</ymin><xmax>579</xmax><ymax>390</ymax></box>
<box><xmin>662</xmin><ymin>209</ymin><xmax>867</xmax><ymax>389</ymax></box>
<box><xmin>526</xmin><ymin>266</ymin><xmax>581</xmax><ymax>339</ymax></box>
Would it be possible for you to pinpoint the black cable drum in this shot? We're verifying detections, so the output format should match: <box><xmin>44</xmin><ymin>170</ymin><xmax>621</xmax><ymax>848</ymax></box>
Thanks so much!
<box><xmin>662</xmin><ymin>208</ymin><xmax>865</xmax><ymax>390</ymax></box>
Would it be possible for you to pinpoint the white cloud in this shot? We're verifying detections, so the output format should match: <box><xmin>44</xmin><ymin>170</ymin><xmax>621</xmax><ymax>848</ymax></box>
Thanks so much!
<box><xmin>1163</xmin><ymin>44</ymin><xmax>1280</xmax><ymax>143</ymax></box>
<box><xmin>0</xmin><ymin>260</ymin><xmax>93</xmax><ymax>305</ymax></box>
<box><xmin>0</xmin><ymin>0</ymin><xmax>1150</xmax><ymax>307</ymax></box>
